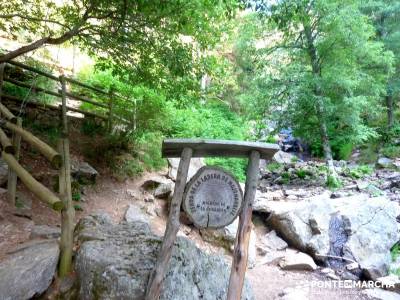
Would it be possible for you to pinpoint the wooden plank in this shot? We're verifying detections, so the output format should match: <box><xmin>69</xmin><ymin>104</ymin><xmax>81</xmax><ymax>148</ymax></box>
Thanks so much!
<box><xmin>0</xmin><ymin>127</ymin><xmax>15</xmax><ymax>154</ymax></box>
<box><xmin>4</xmin><ymin>121</ymin><xmax>62</xmax><ymax>169</ymax></box>
<box><xmin>145</xmin><ymin>147</ymin><xmax>193</xmax><ymax>300</ymax></box>
<box><xmin>0</xmin><ymin>63</ymin><xmax>4</xmax><ymax>102</ymax></box>
<box><xmin>7</xmin><ymin>61</ymin><xmax>59</xmax><ymax>81</ymax></box>
<box><xmin>227</xmin><ymin>150</ymin><xmax>260</xmax><ymax>300</ymax></box>
<box><xmin>4</xmin><ymin>77</ymin><xmax>61</xmax><ymax>98</ymax></box>
<box><xmin>7</xmin><ymin>117</ymin><xmax>21</xmax><ymax>205</ymax></box>
<box><xmin>64</xmin><ymin>76</ymin><xmax>108</xmax><ymax>95</ymax></box>
<box><xmin>0</xmin><ymin>93</ymin><xmax>108</xmax><ymax>120</ymax></box>
<box><xmin>2</xmin><ymin>151</ymin><xmax>63</xmax><ymax>211</ymax></box>
<box><xmin>62</xmin><ymin>90</ymin><xmax>108</xmax><ymax>109</ymax></box>
<box><xmin>0</xmin><ymin>102</ymin><xmax>17</xmax><ymax>123</ymax></box>
<box><xmin>162</xmin><ymin>139</ymin><xmax>279</xmax><ymax>160</ymax></box>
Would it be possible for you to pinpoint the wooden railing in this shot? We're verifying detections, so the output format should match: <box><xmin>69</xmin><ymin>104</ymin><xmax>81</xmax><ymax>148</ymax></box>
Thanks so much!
<box><xmin>0</xmin><ymin>60</ymin><xmax>124</xmax><ymax>278</ymax></box>
<box><xmin>0</xmin><ymin>60</ymin><xmax>129</xmax><ymax>130</ymax></box>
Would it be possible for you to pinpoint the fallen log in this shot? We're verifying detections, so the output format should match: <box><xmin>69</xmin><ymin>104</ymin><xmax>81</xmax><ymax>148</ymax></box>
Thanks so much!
<box><xmin>4</xmin><ymin>121</ymin><xmax>61</xmax><ymax>169</ymax></box>
<box><xmin>2</xmin><ymin>151</ymin><xmax>63</xmax><ymax>211</ymax></box>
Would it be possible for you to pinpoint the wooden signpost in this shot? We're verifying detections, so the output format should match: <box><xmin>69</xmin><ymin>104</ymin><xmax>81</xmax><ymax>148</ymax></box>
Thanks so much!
<box><xmin>145</xmin><ymin>139</ymin><xmax>279</xmax><ymax>300</ymax></box>
<box><xmin>183</xmin><ymin>166</ymin><xmax>243</xmax><ymax>229</ymax></box>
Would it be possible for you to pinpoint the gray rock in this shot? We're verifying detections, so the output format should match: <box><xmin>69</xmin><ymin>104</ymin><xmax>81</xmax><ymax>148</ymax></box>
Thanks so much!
<box><xmin>200</xmin><ymin>218</ymin><xmax>257</xmax><ymax>268</ymax></box>
<box><xmin>0</xmin><ymin>240</ymin><xmax>59</xmax><ymax>300</ymax></box>
<box><xmin>263</xmin><ymin>193</ymin><xmax>399</xmax><ymax>279</ymax></box>
<box><xmin>0</xmin><ymin>158</ymin><xmax>8</xmax><ymax>186</ymax></box>
<box><xmin>362</xmin><ymin>288</ymin><xmax>400</xmax><ymax>300</ymax></box>
<box><xmin>124</xmin><ymin>204</ymin><xmax>150</xmax><ymax>224</ymax></box>
<box><xmin>168</xmin><ymin>157</ymin><xmax>205</xmax><ymax>181</ymax></box>
<box><xmin>154</xmin><ymin>182</ymin><xmax>174</xmax><ymax>199</ymax></box>
<box><xmin>141</xmin><ymin>177</ymin><xmax>175</xmax><ymax>199</ymax></box>
<box><xmin>377</xmin><ymin>157</ymin><xmax>394</xmax><ymax>169</ymax></box>
<box><xmin>376</xmin><ymin>274</ymin><xmax>400</xmax><ymax>292</ymax></box>
<box><xmin>273</xmin><ymin>151</ymin><xmax>297</xmax><ymax>164</ymax></box>
<box><xmin>262</xmin><ymin>230</ymin><xmax>288</xmax><ymax>251</ymax></box>
<box><xmin>71</xmin><ymin>161</ymin><xmax>98</xmax><ymax>184</ymax></box>
<box><xmin>75</xmin><ymin>214</ymin><xmax>254</xmax><ymax>300</ymax></box>
<box><xmin>30</xmin><ymin>225</ymin><xmax>61</xmax><ymax>239</ymax></box>
<box><xmin>278</xmin><ymin>249</ymin><xmax>317</xmax><ymax>271</ymax></box>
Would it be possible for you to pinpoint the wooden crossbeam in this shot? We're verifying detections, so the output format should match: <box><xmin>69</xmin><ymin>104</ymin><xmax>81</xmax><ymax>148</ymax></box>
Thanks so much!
<box><xmin>162</xmin><ymin>138</ymin><xmax>279</xmax><ymax>160</ymax></box>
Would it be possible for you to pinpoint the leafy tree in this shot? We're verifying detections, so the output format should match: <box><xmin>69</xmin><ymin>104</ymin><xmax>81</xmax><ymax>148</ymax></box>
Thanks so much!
<box><xmin>244</xmin><ymin>0</ymin><xmax>393</xmax><ymax>185</ymax></box>
<box><xmin>0</xmin><ymin>0</ymin><xmax>240</xmax><ymax>103</ymax></box>
<box><xmin>362</xmin><ymin>1</ymin><xmax>400</xmax><ymax>129</ymax></box>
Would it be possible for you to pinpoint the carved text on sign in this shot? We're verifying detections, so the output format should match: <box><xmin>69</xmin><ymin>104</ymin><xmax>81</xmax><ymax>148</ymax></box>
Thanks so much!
<box><xmin>183</xmin><ymin>166</ymin><xmax>243</xmax><ymax>228</ymax></box>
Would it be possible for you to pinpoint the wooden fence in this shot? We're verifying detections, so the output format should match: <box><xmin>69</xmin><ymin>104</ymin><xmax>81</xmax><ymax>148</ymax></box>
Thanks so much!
<box><xmin>0</xmin><ymin>60</ymin><xmax>123</xmax><ymax>277</ymax></box>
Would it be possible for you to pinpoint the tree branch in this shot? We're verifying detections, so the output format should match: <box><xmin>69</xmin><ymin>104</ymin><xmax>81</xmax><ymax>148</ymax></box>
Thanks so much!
<box><xmin>0</xmin><ymin>14</ymin><xmax>70</xmax><ymax>29</ymax></box>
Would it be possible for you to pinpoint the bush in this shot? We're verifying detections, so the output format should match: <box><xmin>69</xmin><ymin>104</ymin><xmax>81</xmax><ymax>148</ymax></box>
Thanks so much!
<box><xmin>205</xmin><ymin>157</ymin><xmax>247</xmax><ymax>182</ymax></box>
<box><xmin>382</xmin><ymin>145</ymin><xmax>400</xmax><ymax>159</ymax></box>
<box><xmin>3</xmin><ymin>58</ymin><xmax>58</xmax><ymax>104</ymax></box>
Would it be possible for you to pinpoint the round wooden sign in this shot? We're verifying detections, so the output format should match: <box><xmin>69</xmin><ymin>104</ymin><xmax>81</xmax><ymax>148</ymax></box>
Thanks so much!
<box><xmin>183</xmin><ymin>166</ymin><xmax>243</xmax><ymax>229</ymax></box>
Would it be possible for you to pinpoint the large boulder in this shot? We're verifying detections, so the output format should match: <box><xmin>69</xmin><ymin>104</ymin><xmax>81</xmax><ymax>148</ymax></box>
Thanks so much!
<box><xmin>168</xmin><ymin>157</ymin><xmax>205</xmax><ymax>181</ymax></box>
<box><xmin>71</xmin><ymin>161</ymin><xmax>98</xmax><ymax>184</ymax></box>
<box><xmin>200</xmin><ymin>218</ymin><xmax>257</xmax><ymax>268</ymax></box>
<box><xmin>75</xmin><ymin>213</ymin><xmax>254</xmax><ymax>300</ymax></box>
<box><xmin>257</xmin><ymin>193</ymin><xmax>400</xmax><ymax>280</ymax></box>
<box><xmin>0</xmin><ymin>240</ymin><xmax>59</xmax><ymax>300</ymax></box>
<box><xmin>272</xmin><ymin>151</ymin><xmax>298</xmax><ymax>164</ymax></box>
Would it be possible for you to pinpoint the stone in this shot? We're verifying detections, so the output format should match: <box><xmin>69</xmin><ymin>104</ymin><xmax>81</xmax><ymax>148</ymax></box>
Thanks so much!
<box><xmin>264</xmin><ymin>193</ymin><xmax>399</xmax><ymax>280</ymax></box>
<box><xmin>377</xmin><ymin>157</ymin><xmax>394</xmax><ymax>169</ymax></box>
<box><xmin>71</xmin><ymin>161</ymin><xmax>98</xmax><ymax>184</ymax></box>
<box><xmin>262</xmin><ymin>230</ymin><xmax>288</xmax><ymax>251</ymax></box>
<box><xmin>74</xmin><ymin>213</ymin><xmax>254</xmax><ymax>300</ymax></box>
<box><xmin>376</xmin><ymin>274</ymin><xmax>400</xmax><ymax>292</ymax></box>
<box><xmin>273</xmin><ymin>150</ymin><xmax>297</xmax><ymax>164</ymax></box>
<box><xmin>200</xmin><ymin>218</ymin><xmax>257</xmax><ymax>268</ymax></box>
<box><xmin>362</xmin><ymin>288</ymin><xmax>400</xmax><ymax>300</ymax></box>
<box><xmin>167</xmin><ymin>157</ymin><xmax>205</xmax><ymax>181</ymax></box>
<box><xmin>0</xmin><ymin>240</ymin><xmax>59</xmax><ymax>300</ymax></box>
<box><xmin>30</xmin><ymin>225</ymin><xmax>61</xmax><ymax>239</ymax></box>
<box><xmin>278</xmin><ymin>249</ymin><xmax>317</xmax><ymax>271</ymax></box>
<box><xmin>153</xmin><ymin>182</ymin><xmax>174</xmax><ymax>199</ymax></box>
<box><xmin>124</xmin><ymin>204</ymin><xmax>149</xmax><ymax>225</ymax></box>
<box><xmin>0</xmin><ymin>158</ymin><xmax>8</xmax><ymax>186</ymax></box>
<box><xmin>183</xmin><ymin>167</ymin><xmax>243</xmax><ymax>229</ymax></box>
<box><xmin>127</xmin><ymin>189</ymin><xmax>142</xmax><ymax>199</ymax></box>
<box><xmin>141</xmin><ymin>177</ymin><xmax>175</xmax><ymax>199</ymax></box>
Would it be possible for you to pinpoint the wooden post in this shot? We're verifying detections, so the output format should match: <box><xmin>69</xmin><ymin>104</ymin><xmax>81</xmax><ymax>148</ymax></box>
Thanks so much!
<box><xmin>58</xmin><ymin>75</ymin><xmax>74</xmax><ymax>277</ymax></box>
<box><xmin>145</xmin><ymin>147</ymin><xmax>193</xmax><ymax>300</ymax></box>
<box><xmin>227</xmin><ymin>150</ymin><xmax>260</xmax><ymax>300</ymax></box>
<box><xmin>108</xmin><ymin>91</ymin><xmax>114</xmax><ymax>133</ymax></box>
<box><xmin>7</xmin><ymin>117</ymin><xmax>21</xmax><ymax>205</ymax></box>
<box><xmin>58</xmin><ymin>138</ymin><xmax>74</xmax><ymax>277</ymax></box>
<box><xmin>0</xmin><ymin>63</ymin><xmax>4</xmax><ymax>102</ymax></box>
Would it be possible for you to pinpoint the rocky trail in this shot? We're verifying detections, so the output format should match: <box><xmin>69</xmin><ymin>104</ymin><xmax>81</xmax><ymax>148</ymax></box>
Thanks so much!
<box><xmin>1</xmin><ymin>153</ymin><xmax>400</xmax><ymax>299</ymax></box>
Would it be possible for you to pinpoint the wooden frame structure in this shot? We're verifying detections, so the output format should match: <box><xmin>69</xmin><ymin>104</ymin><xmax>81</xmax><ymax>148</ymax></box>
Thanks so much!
<box><xmin>145</xmin><ymin>138</ymin><xmax>279</xmax><ymax>300</ymax></box>
<box><xmin>0</xmin><ymin>60</ymin><xmax>127</xmax><ymax>277</ymax></box>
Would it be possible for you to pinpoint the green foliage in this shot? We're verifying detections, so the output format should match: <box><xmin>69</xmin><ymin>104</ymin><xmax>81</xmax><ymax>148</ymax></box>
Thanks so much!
<box><xmin>134</xmin><ymin>132</ymin><xmax>166</xmax><ymax>171</ymax></box>
<box><xmin>205</xmin><ymin>157</ymin><xmax>247</xmax><ymax>182</ymax></box>
<box><xmin>326</xmin><ymin>175</ymin><xmax>343</xmax><ymax>190</ymax></box>
<box><xmin>167</xmin><ymin>102</ymin><xmax>249</xmax><ymax>180</ymax></box>
<box><xmin>267</xmin><ymin>162</ymin><xmax>282</xmax><ymax>172</ymax></box>
<box><xmin>296</xmin><ymin>169</ymin><xmax>307</xmax><ymax>179</ymax></box>
<box><xmin>3</xmin><ymin>59</ymin><xmax>58</xmax><ymax>104</ymax></box>
<box><xmin>382</xmin><ymin>145</ymin><xmax>400</xmax><ymax>159</ymax></box>
<box><xmin>391</xmin><ymin>243</ymin><xmax>400</xmax><ymax>262</ymax></box>
<box><xmin>344</xmin><ymin>165</ymin><xmax>374</xmax><ymax>179</ymax></box>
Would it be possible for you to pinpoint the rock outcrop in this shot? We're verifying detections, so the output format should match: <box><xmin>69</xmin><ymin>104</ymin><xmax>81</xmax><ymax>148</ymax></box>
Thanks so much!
<box><xmin>167</xmin><ymin>157</ymin><xmax>205</xmax><ymax>181</ymax></box>
<box><xmin>74</xmin><ymin>213</ymin><xmax>254</xmax><ymax>300</ymax></box>
<box><xmin>0</xmin><ymin>240</ymin><xmax>59</xmax><ymax>300</ymax></box>
<box><xmin>255</xmin><ymin>193</ymin><xmax>400</xmax><ymax>279</ymax></box>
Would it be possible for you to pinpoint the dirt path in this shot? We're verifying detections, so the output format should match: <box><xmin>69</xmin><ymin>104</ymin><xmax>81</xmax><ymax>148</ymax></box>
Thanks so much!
<box><xmin>0</xmin><ymin>171</ymin><xmax>378</xmax><ymax>299</ymax></box>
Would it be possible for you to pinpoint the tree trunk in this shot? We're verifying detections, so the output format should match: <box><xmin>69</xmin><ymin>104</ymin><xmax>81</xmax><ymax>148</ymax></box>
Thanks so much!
<box><xmin>304</xmin><ymin>24</ymin><xmax>339</xmax><ymax>186</ymax></box>
<box><xmin>386</xmin><ymin>94</ymin><xmax>394</xmax><ymax>129</ymax></box>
